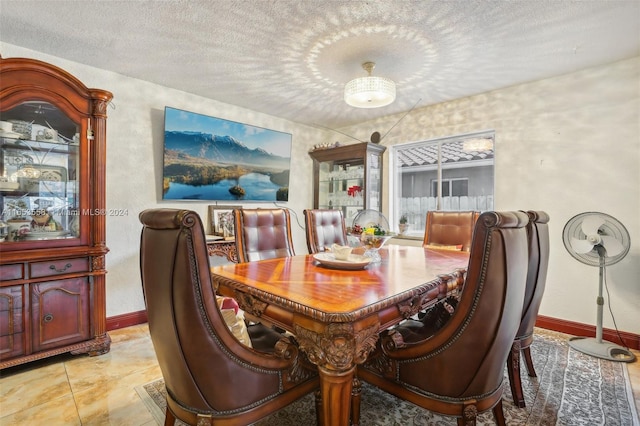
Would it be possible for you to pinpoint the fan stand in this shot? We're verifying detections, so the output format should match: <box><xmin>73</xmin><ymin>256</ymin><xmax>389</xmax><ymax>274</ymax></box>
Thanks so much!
<box><xmin>568</xmin><ymin>247</ymin><xmax>636</xmax><ymax>362</ymax></box>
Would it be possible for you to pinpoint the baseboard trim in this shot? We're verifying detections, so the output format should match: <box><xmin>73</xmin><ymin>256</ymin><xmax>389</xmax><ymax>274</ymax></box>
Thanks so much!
<box><xmin>106</xmin><ymin>311</ymin><xmax>639</xmax><ymax>351</ymax></box>
<box><xmin>106</xmin><ymin>310</ymin><xmax>147</xmax><ymax>331</ymax></box>
<box><xmin>535</xmin><ymin>315</ymin><xmax>639</xmax><ymax>351</ymax></box>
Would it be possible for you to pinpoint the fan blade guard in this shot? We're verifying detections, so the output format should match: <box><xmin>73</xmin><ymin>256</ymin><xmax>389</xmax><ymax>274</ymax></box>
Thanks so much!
<box><xmin>563</xmin><ymin>212</ymin><xmax>630</xmax><ymax>267</ymax></box>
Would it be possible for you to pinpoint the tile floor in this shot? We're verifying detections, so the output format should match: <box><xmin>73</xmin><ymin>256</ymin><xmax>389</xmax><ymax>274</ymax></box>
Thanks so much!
<box><xmin>0</xmin><ymin>324</ymin><xmax>161</xmax><ymax>425</ymax></box>
<box><xmin>0</xmin><ymin>324</ymin><xmax>639</xmax><ymax>425</ymax></box>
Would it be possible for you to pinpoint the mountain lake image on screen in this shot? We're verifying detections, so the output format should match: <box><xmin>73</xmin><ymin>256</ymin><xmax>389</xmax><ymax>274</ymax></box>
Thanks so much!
<box><xmin>162</xmin><ymin>106</ymin><xmax>292</xmax><ymax>201</ymax></box>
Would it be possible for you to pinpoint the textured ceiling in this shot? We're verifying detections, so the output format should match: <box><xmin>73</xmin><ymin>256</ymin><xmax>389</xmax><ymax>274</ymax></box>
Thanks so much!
<box><xmin>1</xmin><ymin>0</ymin><xmax>638</xmax><ymax>129</ymax></box>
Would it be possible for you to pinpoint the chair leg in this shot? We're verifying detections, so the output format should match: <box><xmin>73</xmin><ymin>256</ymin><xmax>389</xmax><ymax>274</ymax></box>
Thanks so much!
<box><xmin>350</xmin><ymin>375</ymin><xmax>362</xmax><ymax>426</ymax></box>
<box><xmin>523</xmin><ymin>346</ymin><xmax>537</xmax><ymax>377</ymax></box>
<box><xmin>492</xmin><ymin>399</ymin><xmax>506</xmax><ymax>426</ymax></box>
<box><xmin>314</xmin><ymin>389</ymin><xmax>323</xmax><ymax>426</ymax></box>
<box><xmin>164</xmin><ymin>407</ymin><xmax>176</xmax><ymax>426</ymax></box>
<box><xmin>508</xmin><ymin>342</ymin><xmax>526</xmax><ymax>408</ymax></box>
<box><xmin>458</xmin><ymin>403</ymin><xmax>478</xmax><ymax>426</ymax></box>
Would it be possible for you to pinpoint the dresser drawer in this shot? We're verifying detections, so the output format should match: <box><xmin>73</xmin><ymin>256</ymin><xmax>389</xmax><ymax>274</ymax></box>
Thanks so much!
<box><xmin>0</xmin><ymin>264</ymin><xmax>24</xmax><ymax>281</ymax></box>
<box><xmin>29</xmin><ymin>258</ymin><xmax>90</xmax><ymax>278</ymax></box>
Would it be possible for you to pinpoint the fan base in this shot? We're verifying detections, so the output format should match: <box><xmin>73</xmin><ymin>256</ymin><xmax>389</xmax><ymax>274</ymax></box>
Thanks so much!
<box><xmin>568</xmin><ymin>336</ymin><xmax>636</xmax><ymax>362</ymax></box>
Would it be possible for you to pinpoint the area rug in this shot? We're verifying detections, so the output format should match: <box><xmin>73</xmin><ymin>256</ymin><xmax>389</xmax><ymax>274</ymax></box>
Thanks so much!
<box><xmin>135</xmin><ymin>330</ymin><xmax>639</xmax><ymax>425</ymax></box>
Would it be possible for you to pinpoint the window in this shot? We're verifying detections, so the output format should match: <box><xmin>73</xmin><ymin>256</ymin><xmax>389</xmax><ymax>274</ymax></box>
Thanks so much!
<box><xmin>390</xmin><ymin>131</ymin><xmax>494</xmax><ymax>237</ymax></box>
<box><xmin>431</xmin><ymin>178</ymin><xmax>468</xmax><ymax>197</ymax></box>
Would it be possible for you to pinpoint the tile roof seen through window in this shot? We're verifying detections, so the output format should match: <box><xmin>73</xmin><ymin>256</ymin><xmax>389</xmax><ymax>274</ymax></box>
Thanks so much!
<box><xmin>397</xmin><ymin>140</ymin><xmax>494</xmax><ymax>168</ymax></box>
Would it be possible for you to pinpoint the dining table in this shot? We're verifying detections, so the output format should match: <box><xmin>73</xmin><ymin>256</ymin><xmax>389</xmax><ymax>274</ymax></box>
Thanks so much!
<box><xmin>211</xmin><ymin>244</ymin><xmax>470</xmax><ymax>426</ymax></box>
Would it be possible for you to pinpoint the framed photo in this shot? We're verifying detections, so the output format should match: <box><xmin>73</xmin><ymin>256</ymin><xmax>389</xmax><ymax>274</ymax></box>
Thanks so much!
<box><xmin>209</xmin><ymin>205</ymin><xmax>241</xmax><ymax>238</ymax></box>
<box><xmin>162</xmin><ymin>106</ymin><xmax>292</xmax><ymax>201</ymax></box>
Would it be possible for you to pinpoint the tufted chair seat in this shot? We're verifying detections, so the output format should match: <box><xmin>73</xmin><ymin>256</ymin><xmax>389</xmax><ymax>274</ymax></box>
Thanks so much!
<box><xmin>234</xmin><ymin>208</ymin><xmax>296</xmax><ymax>263</ymax></box>
<box><xmin>139</xmin><ymin>209</ymin><xmax>318</xmax><ymax>426</ymax></box>
<box><xmin>303</xmin><ymin>208</ymin><xmax>348</xmax><ymax>254</ymax></box>
<box><xmin>422</xmin><ymin>210</ymin><xmax>480</xmax><ymax>252</ymax></box>
<box><xmin>355</xmin><ymin>211</ymin><xmax>529</xmax><ymax>426</ymax></box>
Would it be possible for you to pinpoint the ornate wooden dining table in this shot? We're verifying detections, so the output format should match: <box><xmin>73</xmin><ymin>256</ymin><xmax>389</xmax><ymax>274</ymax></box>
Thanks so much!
<box><xmin>211</xmin><ymin>245</ymin><xmax>469</xmax><ymax>426</ymax></box>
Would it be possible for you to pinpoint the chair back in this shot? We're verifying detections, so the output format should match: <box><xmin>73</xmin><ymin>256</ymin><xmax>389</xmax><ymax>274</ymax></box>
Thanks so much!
<box><xmin>371</xmin><ymin>211</ymin><xmax>529</xmax><ymax>415</ymax></box>
<box><xmin>422</xmin><ymin>210</ymin><xmax>480</xmax><ymax>252</ymax></box>
<box><xmin>517</xmin><ymin>210</ymin><xmax>550</xmax><ymax>340</ymax></box>
<box><xmin>139</xmin><ymin>209</ymin><xmax>316</xmax><ymax>423</ymax></box>
<box><xmin>234</xmin><ymin>208</ymin><xmax>295</xmax><ymax>262</ymax></box>
<box><xmin>303</xmin><ymin>209</ymin><xmax>348</xmax><ymax>254</ymax></box>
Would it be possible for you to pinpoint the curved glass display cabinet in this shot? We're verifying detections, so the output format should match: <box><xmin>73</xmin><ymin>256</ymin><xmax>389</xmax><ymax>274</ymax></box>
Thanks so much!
<box><xmin>309</xmin><ymin>142</ymin><xmax>386</xmax><ymax>227</ymax></box>
<box><xmin>0</xmin><ymin>56</ymin><xmax>112</xmax><ymax>369</ymax></box>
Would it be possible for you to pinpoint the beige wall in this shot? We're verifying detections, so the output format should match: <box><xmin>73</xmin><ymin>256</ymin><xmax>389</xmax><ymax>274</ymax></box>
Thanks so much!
<box><xmin>2</xmin><ymin>42</ymin><xmax>638</xmax><ymax>335</ymax></box>
<box><xmin>339</xmin><ymin>57</ymin><xmax>640</xmax><ymax>334</ymax></box>
<box><xmin>1</xmin><ymin>43</ymin><xmax>329</xmax><ymax>317</ymax></box>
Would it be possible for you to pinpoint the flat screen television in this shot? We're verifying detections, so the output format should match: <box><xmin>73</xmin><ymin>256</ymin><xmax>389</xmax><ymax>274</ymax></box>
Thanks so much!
<box><xmin>162</xmin><ymin>107</ymin><xmax>292</xmax><ymax>201</ymax></box>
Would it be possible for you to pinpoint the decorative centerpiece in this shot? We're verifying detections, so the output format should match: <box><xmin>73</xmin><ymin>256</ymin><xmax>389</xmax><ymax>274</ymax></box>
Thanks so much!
<box><xmin>359</xmin><ymin>228</ymin><xmax>393</xmax><ymax>262</ymax></box>
<box><xmin>349</xmin><ymin>209</ymin><xmax>393</xmax><ymax>263</ymax></box>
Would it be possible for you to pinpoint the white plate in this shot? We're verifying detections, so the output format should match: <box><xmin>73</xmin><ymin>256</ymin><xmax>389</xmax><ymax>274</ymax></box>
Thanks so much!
<box><xmin>25</xmin><ymin>230</ymin><xmax>70</xmax><ymax>239</ymax></box>
<box><xmin>313</xmin><ymin>252</ymin><xmax>372</xmax><ymax>270</ymax></box>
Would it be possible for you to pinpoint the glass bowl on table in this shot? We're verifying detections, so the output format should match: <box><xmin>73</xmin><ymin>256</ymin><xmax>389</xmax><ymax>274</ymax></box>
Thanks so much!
<box><xmin>348</xmin><ymin>209</ymin><xmax>393</xmax><ymax>263</ymax></box>
<box><xmin>358</xmin><ymin>233</ymin><xmax>393</xmax><ymax>263</ymax></box>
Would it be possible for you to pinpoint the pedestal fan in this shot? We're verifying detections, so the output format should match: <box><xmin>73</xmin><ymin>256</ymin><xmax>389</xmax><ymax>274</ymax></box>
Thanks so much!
<box><xmin>562</xmin><ymin>212</ymin><xmax>635</xmax><ymax>362</ymax></box>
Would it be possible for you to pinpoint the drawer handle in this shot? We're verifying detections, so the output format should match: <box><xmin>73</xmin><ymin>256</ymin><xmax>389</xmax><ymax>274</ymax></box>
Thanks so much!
<box><xmin>49</xmin><ymin>263</ymin><xmax>72</xmax><ymax>273</ymax></box>
<box><xmin>43</xmin><ymin>314</ymin><xmax>54</xmax><ymax>323</ymax></box>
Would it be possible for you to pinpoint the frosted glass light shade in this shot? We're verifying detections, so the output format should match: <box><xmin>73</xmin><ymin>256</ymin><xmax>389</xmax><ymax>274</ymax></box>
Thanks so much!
<box><xmin>344</xmin><ymin>76</ymin><xmax>396</xmax><ymax>108</ymax></box>
<box><xmin>344</xmin><ymin>62</ymin><xmax>396</xmax><ymax>108</ymax></box>
<box><xmin>462</xmin><ymin>138</ymin><xmax>494</xmax><ymax>152</ymax></box>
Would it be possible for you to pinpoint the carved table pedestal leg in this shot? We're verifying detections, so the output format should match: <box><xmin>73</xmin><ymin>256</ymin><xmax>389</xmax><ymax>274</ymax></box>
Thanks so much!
<box><xmin>294</xmin><ymin>319</ymin><xmax>379</xmax><ymax>426</ymax></box>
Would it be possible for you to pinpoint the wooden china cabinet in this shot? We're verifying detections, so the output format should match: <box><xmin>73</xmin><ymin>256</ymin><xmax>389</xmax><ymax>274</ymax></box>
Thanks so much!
<box><xmin>309</xmin><ymin>142</ymin><xmax>386</xmax><ymax>227</ymax></box>
<box><xmin>0</xmin><ymin>57</ymin><xmax>112</xmax><ymax>369</ymax></box>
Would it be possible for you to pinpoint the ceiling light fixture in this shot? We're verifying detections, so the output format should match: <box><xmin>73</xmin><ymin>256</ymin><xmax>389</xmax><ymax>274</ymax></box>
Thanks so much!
<box><xmin>462</xmin><ymin>138</ymin><xmax>494</xmax><ymax>152</ymax></box>
<box><xmin>344</xmin><ymin>62</ymin><xmax>396</xmax><ymax>108</ymax></box>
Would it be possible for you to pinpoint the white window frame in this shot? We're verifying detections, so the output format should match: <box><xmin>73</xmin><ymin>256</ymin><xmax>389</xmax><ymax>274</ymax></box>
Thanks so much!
<box><xmin>388</xmin><ymin>130</ymin><xmax>495</xmax><ymax>236</ymax></box>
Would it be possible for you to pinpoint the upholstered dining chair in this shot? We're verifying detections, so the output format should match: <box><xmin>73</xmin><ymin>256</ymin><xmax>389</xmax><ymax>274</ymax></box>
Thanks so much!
<box><xmin>355</xmin><ymin>211</ymin><xmax>530</xmax><ymax>426</ymax></box>
<box><xmin>507</xmin><ymin>210</ymin><xmax>550</xmax><ymax>408</ymax></box>
<box><xmin>422</xmin><ymin>210</ymin><xmax>480</xmax><ymax>252</ymax></box>
<box><xmin>234</xmin><ymin>208</ymin><xmax>296</xmax><ymax>263</ymax></box>
<box><xmin>303</xmin><ymin>208</ymin><xmax>348</xmax><ymax>254</ymax></box>
<box><xmin>139</xmin><ymin>209</ymin><xmax>319</xmax><ymax>426</ymax></box>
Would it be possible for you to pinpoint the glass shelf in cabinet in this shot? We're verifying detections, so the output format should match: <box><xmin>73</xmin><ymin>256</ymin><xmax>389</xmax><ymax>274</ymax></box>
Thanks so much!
<box><xmin>319</xmin><ymin>178</ymin><xmax>364</xmax><ymax>184</ymax></box>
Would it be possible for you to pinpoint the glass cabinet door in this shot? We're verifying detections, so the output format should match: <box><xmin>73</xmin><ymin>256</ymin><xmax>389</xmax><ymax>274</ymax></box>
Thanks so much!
<box><xmin>318</xmin><ymin>160</ymin><xmax>365</xmax><ymax>211</ymax></box>
<box><xmin>310</xmin><ymin>142</ymin><xmax>386</xmax><ymax>227</ymax></box>
<box><xmin>367</xmin><ymin>151</ymin><xmax>382</xmax><ymax>212</ymax></box>
<box><xmin>0</xmin><ymin>101</ymin><xmax>81</xmax><ymax>243</ymax></box>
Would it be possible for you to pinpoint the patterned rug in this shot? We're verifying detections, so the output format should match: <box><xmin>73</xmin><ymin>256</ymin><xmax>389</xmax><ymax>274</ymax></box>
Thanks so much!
<box><xmin>135</xmin><ymin>330</ymin><xmax>639</xmax><ymax>425</ymax></box>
